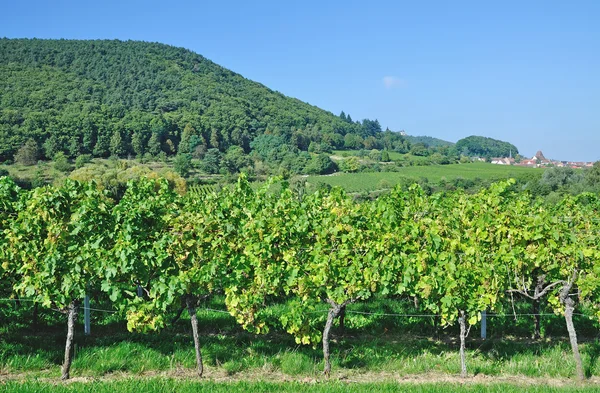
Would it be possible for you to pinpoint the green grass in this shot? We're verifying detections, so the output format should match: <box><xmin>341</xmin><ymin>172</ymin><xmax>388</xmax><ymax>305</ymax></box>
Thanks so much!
<box><xmin>2</xmin><ymin>380</ymin><xmax>599</xmax><ymax>393</ymax></box>
<box><xmin>2</xmin><ymin>298</ymin><xmax>600</xmax><ymax>382</ymax></box>
<box><xmin>308</xmin><ymin>163</ymin><xmax>540</xmax><ymax>192</ymax></box>
<box><xmin>332</xmin><ymin>149</ymin><xmax>408</xmax><ymax>161</ymax></box>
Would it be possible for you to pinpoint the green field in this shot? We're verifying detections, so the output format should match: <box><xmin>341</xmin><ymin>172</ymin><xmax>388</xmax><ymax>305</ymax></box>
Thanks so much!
<box><xmin>332</xmin><ymin>149</ymin><xmax>409</xmax><ymax>161</ymax></box>
<box><xmin>308</xmin><ymin>163</ymin><xmax>540</xmax><ymax>192</ymax></box>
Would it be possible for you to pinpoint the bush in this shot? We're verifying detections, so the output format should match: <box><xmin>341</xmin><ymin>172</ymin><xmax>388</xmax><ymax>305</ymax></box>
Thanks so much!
<box><xmin>381</xmin><ymin>150</ymin><xmax>390</xmax><ymax>162</ymax></box>
<box><xmin>53</xmin><ymin>152</ymin><xmax>72</xmax><ymax>173</ymax></box>
<box><xmin>304</xmin><ymin>154</ymin><xmax>337</xmax><ymax>175</ymax></box>
<box><xmin>75</xmin><ymin>154</ymin><xmax>92</xmax><ymax>169</ymax></box>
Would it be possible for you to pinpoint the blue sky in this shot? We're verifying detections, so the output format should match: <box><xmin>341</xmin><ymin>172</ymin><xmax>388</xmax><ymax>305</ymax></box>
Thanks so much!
<box><xmin>2</xmin><ymin>0</ymin><xmax>599</xmax><ymax>161</ymax></box>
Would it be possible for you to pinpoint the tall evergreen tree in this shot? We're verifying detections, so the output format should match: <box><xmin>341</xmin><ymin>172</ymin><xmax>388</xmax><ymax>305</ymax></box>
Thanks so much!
<box><xmin>147</xmin><ymin>132</ymin><xmax>162</xmax><ymax>156</ymax></box>
<box><xmin>131</xmin><ymin>131</ymin><xmax>145</xmax><ymax>157</ymax></box>
<box><xmin>109</xmin><ymin>130</ymin><xmax>125</xmax><ymax>157</ymax></box>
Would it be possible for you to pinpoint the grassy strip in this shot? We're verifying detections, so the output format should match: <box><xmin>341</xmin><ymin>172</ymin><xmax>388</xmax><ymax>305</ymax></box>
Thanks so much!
<box><xmin>2</xmin><ymin>298</ymin><xmax>600</xmax><ymax>380</ymax></box>
<box><xmin>3</xmin><ymin>335</ymin><xmax>600</xmax><ymax>379</ymax></box>
<box><xmin>2</xmin><ymin>380</ymin><xmax>599</xmax><ymax>393</ymax></box>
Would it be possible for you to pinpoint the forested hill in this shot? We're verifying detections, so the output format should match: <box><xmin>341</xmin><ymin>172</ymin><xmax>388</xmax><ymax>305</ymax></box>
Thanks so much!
<box><xmin>0</xmin><ymin>38</ymin><xmax>380</xmax><ymax>162</ymax></box>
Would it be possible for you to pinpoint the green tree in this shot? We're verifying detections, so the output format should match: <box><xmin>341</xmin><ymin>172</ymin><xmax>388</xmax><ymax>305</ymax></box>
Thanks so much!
<box><xmin>109</xmin><ymin>130</ymin><xmax>125</xmax><ymax>157</ymax></box>
<box><xmin>210</xmin><ymin>128</ymin><xmax>222</xmax><ymax>150</ymax></box>
<box><xmin>179</xmin><ymin>124</ymin><xmax>195</xmax><ymax>154</ymax></box>
<box><xmin>68</xmin><ymin>136</ymin><xmax>82</xmax><ymax>158</ymax></box>
<box><xmin>131</xmin><ymin>131</ymin><xmax>145</xmax><ymax>157</ymax></box>
<box><xmin>43</xmin><ymin>135</ymin><xmax>60</xmax><ymax>159</ymax></box>
<box><xmin>381</xmin><ymin>150</ymin><xmax>390</xmax><ymax>162</ymax></box>
<box><xmin>93</xmin><ymin>130</ymin><xmax>111</xmax><ymax>157</ymax></box>
<box><xmin>201</xmin><ymin>148</ymin><xmax>222</xmax><ymax>174</ymax></box>
<box><xmin>174</xmin><ymin>153</ymin><xmax>193</xmax><ymax>177</ymax></box>
<box><xmin>147</xmin><ymin>132</ymin><xmax>162</xmax><ymax>156</ymax></box>
<box><xmin>304</xmin><ymin>154</ymin><xmax>337</xmax><ymax>175</ymax></box>
<box><xmin>14</xmin><ymin>138</ymin><xmax>40</xmax><ymax>166</ymax></box>
<box><xmin>53</xmin><ymin>152</ymin><xmax>72</xmax><ymax>173</ymax></box>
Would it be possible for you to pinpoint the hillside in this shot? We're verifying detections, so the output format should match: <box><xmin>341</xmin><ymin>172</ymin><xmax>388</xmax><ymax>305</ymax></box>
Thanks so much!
<box><xmin>404</xmin><ymin>135</ymin><xmax>454</xmax><ymax>148</ymax></box>
<box><xmin>0</xmin><ymin>38</ymin><xmax>367</xmax><ymax>162</ymax></box>
<box><xmin>456</xmin><ymin>135</ymin><xmax>518</xmax><ymax>158</ymax></box>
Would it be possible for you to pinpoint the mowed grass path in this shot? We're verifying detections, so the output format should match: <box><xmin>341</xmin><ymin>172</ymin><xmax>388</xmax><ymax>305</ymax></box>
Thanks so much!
<box><xmin>0</xmin><ymin>378</ymin><xmax>598</xmax><ymax>393</ymax></box>
<box><xmin>3</xmin><ymin>380</ymin><xmax>600</xmax><ymax>393</ymax></box>
<box><xmin>307</xmin><ymin>163</ymin><xmax>540</xmax><ymax>192</ymax></box>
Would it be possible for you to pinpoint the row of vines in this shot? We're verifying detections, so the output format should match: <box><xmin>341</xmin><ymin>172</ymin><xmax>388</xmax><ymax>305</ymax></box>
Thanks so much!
<box><xmin>1</xmin><ymin>175</ymin><xmax>600</xmax><ymax>380</ymax></box>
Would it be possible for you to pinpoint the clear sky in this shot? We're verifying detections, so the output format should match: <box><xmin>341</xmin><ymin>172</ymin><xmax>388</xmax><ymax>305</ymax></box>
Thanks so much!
<box><xmin>2</xmin><ymin>0</ymin><xmax>599</xmax><ymax>161</ymax></box>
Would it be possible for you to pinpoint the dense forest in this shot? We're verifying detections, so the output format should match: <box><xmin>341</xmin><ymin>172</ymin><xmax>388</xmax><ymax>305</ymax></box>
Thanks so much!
<box><xmin>0</xmin><ymin>39</ymin><xmax>412</xmax><ymax>168</ymax></box>
<box><xmin>455</xmin><ymin>135</ymin><xmax>519</xmax><ymax>158</ymax></box>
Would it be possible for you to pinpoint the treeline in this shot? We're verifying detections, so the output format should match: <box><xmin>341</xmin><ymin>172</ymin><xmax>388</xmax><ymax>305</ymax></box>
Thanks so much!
<box><xmin>2</xmin><ymin>175</ymin><xmax>600</xmax><ymax>380</ymax></box>
<box><xmin>456</xmin><ymin>135</ymin><xmax>519</xmax><ymax>158</ymax></box>
<box><xmin>526</xmin><ymin>164</ymin><xmax>600</xmax><ymax>202</ymax></box>
<box><xmin>0</xmin><ymin>39</ymin><xmax>411</xmax><ymax>170</ymax></box>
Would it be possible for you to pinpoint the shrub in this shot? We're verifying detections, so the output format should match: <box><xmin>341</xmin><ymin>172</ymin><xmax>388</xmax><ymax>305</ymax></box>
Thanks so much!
<box><xmin>53</xmin><ymin>152</ymin><xmax>72</xmax><ymax>173</ymax></box>
<box><xmin>75</xmin><ymin>154</ymin><xmax>92</xmax><ymax>169</ymax></box>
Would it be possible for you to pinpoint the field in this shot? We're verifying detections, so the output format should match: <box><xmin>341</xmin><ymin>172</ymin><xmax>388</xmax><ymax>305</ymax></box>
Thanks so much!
<box><xmin>307</xmin><ymin>163</ymin><xmax>540</xmax><ymax>192</ymax></box>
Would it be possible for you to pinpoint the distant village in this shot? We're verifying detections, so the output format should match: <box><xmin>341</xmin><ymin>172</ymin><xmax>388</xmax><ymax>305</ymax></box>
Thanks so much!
<box><xmin>487</xmin><ymin>151</ymin><xmax>595</xmax><ymax>169</ymax></box>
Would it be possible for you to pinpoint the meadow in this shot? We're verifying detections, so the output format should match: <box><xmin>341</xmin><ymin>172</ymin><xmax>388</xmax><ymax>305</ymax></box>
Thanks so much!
<box><xmin>307</xmin><ymin>163</ymin><xmax>540</xmax><ymax>192</ymax></box>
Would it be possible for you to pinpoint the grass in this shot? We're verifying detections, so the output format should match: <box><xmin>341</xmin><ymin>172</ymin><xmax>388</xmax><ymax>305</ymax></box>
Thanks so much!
<box><xmin>2</xmin><ymin>380</ymin><xmax>600</xmax><ymax>393</ymax></box>
<box><xmin>307</xmin><ymin>163</ymin><xmax>540</xmax><ymax>192</ymax></box>
<box><xmin>2</xmin><ymin>297</ymin><xmax>600</xmax><ymax>381</ymax></box>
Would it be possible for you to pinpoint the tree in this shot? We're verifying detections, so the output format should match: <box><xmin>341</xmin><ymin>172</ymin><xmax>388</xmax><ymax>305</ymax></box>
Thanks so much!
<box><xmin>53</xmin><ymin>152</ymin><xmax>72</xmax><ymax>173</ymax></box>
<box><xmin>343</xmin><ymin>133</ymin><xmax>363</xmax><ymax>149</ymax></box>
<box><xmin>131</xmin><ymin>131</ymin><xmax>145</xmax><ymax>157</ymax></box>
<box><xmin>174</xmin><ymin>153</ymin><xmax>193</xmax><ymax>177</ymax></box>
<box><xmin>4</xmin><ymin>180</ymin><xmax>114</xmax><ymax>379</ymax></box>
<box><xmin>210</xmin><ymin>128</ymin><xmax>222</xmax><ymax>150</ymax></box>
<box><xmin>222</xmin><ymin>146</ymin><xmax>251</xmax><ymax>174</ymax></box>
<box><xmin>110</xmin><ymin>130</ymin><xmax>125</xmax><ymax>157</ymax></box>
<box><xmin>14</xmin><ymin>138</ymin><xmax>40</xmax><ymax>166</ymax></box>
<box><xmin>43</xmin><ymin>135</ymin><xmax>60</xmax><ymax>159</ymax></box>
<box><xmin>455</xmin><ymin>136</ymin><xmax>518</xmax><ymax>158</ymax></box>
<box><xmin>179</xmin><ymin>124</ymin><xmax>195</xmax><ymax>154</ymax></box>
<box><xmin>339</xmin><ymin>156</ymin><xmax>361</xmax><ymax>173</ymax></box>
<box><xmin>363</xmin><ymin>136</ymin><xmax>380</xmax><ymax>150</ymax></box>
<box><xmin>147</xmin><ymin>132</ymin><xmax>162</xmax><ymax>156</ymax></box>
<box><xmin>304</xmin><ymin>154</ymin><xmax>337</xmax><ymax>175</ymax></box>
<box><xmin>381</xmin><ymin>150</ymin><xmax>390</xmax><ymax>162</ymax></box>
<box><xmin>68</xmin><ymin>136</ymin><xmax>82</xmax><ymax>158</ymax></box>
<box><xmin>93</xmin><ymin>130</ymin><xmax>110</xmax><ymax>157</ymax></box>
<box><xmin>201</xmin><ymin>148</ymin><xmax>222</xmax><ymax>174</ymax></box>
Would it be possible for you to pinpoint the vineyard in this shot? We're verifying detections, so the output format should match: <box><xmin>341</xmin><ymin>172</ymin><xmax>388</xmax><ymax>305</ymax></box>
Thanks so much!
<box><xmin>1</xmin><ymin>174</ymin><xmax>600</xmax><ymax>384</ymax></box>
<box><xmin>306</xmin><ymin>162</ymin><xmax>539</xmax><ymax>192</ymax></box>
